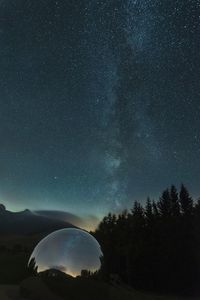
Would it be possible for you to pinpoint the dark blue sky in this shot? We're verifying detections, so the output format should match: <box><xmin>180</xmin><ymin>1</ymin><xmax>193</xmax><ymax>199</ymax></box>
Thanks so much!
<box><xmin>0</xmin><ymin>0</ymin><xmax>200</xmax><ymax>219</ymax></box>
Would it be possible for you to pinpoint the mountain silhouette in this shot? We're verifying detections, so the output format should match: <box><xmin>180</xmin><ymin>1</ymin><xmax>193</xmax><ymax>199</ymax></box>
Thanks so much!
<box><xmin>0</xmin><ymin>205</ymin><xmax>76</xmax><ymax>235</ymax></box>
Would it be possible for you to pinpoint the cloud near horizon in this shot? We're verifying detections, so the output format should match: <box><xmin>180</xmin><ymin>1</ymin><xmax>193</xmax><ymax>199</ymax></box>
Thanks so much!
<box><xmin>34</xmin><ymin>210</ymin><xmax>100</xmax><ymax>232</ymax></box>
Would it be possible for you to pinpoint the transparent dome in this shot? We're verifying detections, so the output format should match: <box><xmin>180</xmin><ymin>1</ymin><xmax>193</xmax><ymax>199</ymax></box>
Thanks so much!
<box><xmin>28</xmin><ymin>228</ymin><xmax>103</xmax><ymax>278</ymax></box>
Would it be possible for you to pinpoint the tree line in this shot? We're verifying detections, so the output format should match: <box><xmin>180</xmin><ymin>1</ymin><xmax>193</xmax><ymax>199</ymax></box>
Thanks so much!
<box><xmin>93</xmin><ymin>184</ymin><xmax>200</xmax><ymax>295</ymax></box>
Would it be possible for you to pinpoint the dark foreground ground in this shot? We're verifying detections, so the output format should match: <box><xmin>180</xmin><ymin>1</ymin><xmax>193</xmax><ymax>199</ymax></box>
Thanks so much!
<box><xmin>0</xmin><ymin>230</ymin><xmax>199</xmax><ymax>300</ymax></box>
<box><xmin>0</xmin><ymin>250</ymin><xmax>199</xmax><ymax>300</ymax></box>
<box><xmin>0</xmin><ymin>278</ymin><xmax>199</xmax><ymax>300</ymax></box>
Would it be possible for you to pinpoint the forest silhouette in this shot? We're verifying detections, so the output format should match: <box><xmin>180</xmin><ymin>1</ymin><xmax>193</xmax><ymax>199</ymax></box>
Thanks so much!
<box><xmin>0</xmin><ymin>184</ymin><xmax>199</xmax><ymax>297</ymax></box>
<box><xmin>93</xmin><ymin>184</ymin><xmax>200</xmax><ymax>295</ymax></box>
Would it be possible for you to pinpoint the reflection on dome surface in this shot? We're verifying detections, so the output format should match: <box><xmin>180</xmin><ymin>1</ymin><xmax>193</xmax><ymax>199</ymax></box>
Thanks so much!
<box><xmin>28</xmin><ymin>228</ymin><xmax>103</xmax><ymax>278</ymax></box>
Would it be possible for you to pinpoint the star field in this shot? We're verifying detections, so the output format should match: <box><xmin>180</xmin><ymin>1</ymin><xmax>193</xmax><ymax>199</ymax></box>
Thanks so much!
<box><xmin>0</xmin><ymin>0</ymin><xmax>199</xmax><ymax>219</ymax></box>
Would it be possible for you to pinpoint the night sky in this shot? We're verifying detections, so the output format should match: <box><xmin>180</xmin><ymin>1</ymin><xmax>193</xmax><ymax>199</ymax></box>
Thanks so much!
<box><xmin>0</xmin><ymin>1</ymin><xmax>200</xmax><ymax>221</ymax></box>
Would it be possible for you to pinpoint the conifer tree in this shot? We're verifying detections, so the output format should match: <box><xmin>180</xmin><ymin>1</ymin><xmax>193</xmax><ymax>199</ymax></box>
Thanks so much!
<box><xmin>170</xmin><ymin>185</ymin><xmax>180</xmax><ymax>217</ymax></box>
<box><xmin>157</xmin><ymin>189</ymin><xmax>171</xmax><ymax>217</ymax></box>
<box><xmin>179</xmin><ymin>184</ymin><xmax>193</xmax><ymax>215</ymax></box>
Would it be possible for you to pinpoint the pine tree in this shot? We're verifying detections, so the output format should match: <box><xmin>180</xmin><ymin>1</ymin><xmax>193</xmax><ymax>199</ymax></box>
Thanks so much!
<box><xmin>179</xmin><ymin>184</ymin><xmax>193</xmax><ymax>215</ymax></box>
<box><xmin>157</xmin><ymin>189</ymin><xmax>171</xmax><ymax>217</ymax></box>
<box><xmin>131</xmin><ymin>201</ymin><xmax>145</xmax><ymax>229</ymax></box>
<box><xmin>152</xmin><ymin>200</ymin><xmax>159</xmax><ymax>217</ymax></box>
<box><xmin>145</xmin><ymin>197</ymin><xmax>154</xmax><ymax>225</ymax></box>
<box><xmin>170</xmin><ymin>185</ymin><xmax>180</xmax><ymax>217</ymax></box>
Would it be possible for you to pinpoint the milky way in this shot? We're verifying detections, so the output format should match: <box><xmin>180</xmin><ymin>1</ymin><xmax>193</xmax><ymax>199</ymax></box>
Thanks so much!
<box><xmin>0</xmin><ymin>0</ymin><xmax>199</xmax><ymax>217</ymax></box>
